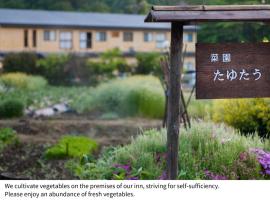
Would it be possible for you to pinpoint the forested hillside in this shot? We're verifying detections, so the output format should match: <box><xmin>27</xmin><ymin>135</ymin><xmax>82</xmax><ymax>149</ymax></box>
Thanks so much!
<box><xmin>0</xmin><ymin>0</ymin><xmax>266</xmax><ymax>14</ymax></box>
<box><xmin>0</xmin><ymin>0</ymin><xmax>269</xmax><ymax>43</ymax></box>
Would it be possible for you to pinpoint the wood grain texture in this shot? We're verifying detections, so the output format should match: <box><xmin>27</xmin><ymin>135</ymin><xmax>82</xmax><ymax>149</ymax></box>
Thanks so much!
<box><xmin>196</xmin><ymin>43</ymin><xmax>270</xmax><ymax>99</ymax></box>
<box><xmin>167</xmin><ymin>22</ymin><xmax>183</xmax><ymax>180</ymax></box>
<box><xmin>145</xmin><ymin>5</ymin><xmax>270</xmax><ymax>22</ymax></box>
<box><xmin>152</xmin><ymin>5</ymin><xmax>270</xmax><ymax>11</ymax></box>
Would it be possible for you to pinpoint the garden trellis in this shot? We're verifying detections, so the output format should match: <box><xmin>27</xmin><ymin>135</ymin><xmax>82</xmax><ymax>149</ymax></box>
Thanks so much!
<box><xmin>145</xmin><ymin>4</ymin><xmax>270</xmax><ymax>180</ymax></box>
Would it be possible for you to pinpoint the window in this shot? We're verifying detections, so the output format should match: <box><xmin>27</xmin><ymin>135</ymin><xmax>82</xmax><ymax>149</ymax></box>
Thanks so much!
<box><xmin>33</xmin><ymin>30</ymin><xmax>37</xmax><ymax>47</ymax></box>
<box><xmin>156</xmin><ymin>33</ymin><xmax>166</xmax><ymax>48</ymax></box>
<box><xmin>44</xmin><ymin>30</ymin><xmax>56</xmax><ymax>41</ymax></box>
<box><xmin>123</xmin><ymin>32</ymin><xmax>133</xmax><ymax>42</ymax></box>
<box><xmin>80</xmin><ymin>32</ymin><xmax>92</xmax><ymax>49</ymax></box>
<box><xmin>111</xmin><ymin>31</ymin><xmax>119</xmax><ymax>38</ymax></box>
<box><xmin>60</xmin><ymin>32</ymin><xmax>72</xmax><ymax>49</ymax></box>
<box><xmin>144</xmin><ymin>32</ymin><xmax>153</xmax><ymax>42</ymax></box>
<box><xmin>184</xmin><ymin>33</ymin><xmax>193</xmax><ymax>42</ymax></box>
<box><xmin>24</xmin><ymin>30</ymin><xmax>28</xmax><ymax>48</ymax></box>
<box><xmin>96</xmin><ymin>32</ymin><xmax>107</xmax><ymax>42</ymax></box>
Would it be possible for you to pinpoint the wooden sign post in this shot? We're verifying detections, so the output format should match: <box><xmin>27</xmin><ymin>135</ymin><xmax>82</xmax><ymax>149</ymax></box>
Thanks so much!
<box><xmin>166</xmin><ymin>22</ymin><xmax>183</xmax><ymax>179</ymax></box>
<box><xmin>145</xmin><ymin>4</ymin><xmax>270</xmax><ymax>180</ymax></box>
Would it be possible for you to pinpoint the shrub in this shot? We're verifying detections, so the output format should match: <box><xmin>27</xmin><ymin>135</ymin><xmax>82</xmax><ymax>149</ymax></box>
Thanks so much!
<box><xmin>0</xmin><ymin>128</ymin><xmax>18</xmax><ymax>151</ymax></box>
<box><xmin>37</xmin><ymin>54</ymin><xmax>70</xmax><ymax>85</ymax></box>
<box><xmin>100</xmin><ymin>48</ymin><xmax>129</xmax><ymax>74</ymax></box>
<box><xmin>135</xmin><ymin>52</ymin><xmax>162</xmax><ymax>77</ymax></box>
<box><xmin>34</xmin><ymin>50</ymin><xmax>130</xmax><ymax>86</ymax></box>
<box><xmin>3</xmin><ymin>52</ymin><xmax>38</xmax><ymax>74</ymax></box>
<box><xmin>0</xmin><ymin>72</ymin><xmax>47</xmax><ymax>90</ymax></box>
<box><xmin>0</xmin><ymin>73</ymin><xmax>29</xmax><ymax>89</ymax></box>
<box><xmin>27</xmin><ymin>76</ymin><xmax>48</xmax><ymax>90</ymax></box>
<box><xmin>0</xmin><ymin>99</ymin><xmax>24</xmax><ymax>119</ymax></box>
<box><xmin>0</xmin><ymin>85</ymin><xmax>91</xmax><ymax>114</ymax></box>
<box><xmin>72</xmin><ymin>75</ymin><xmax>165</xmax><ymax>118</ymax></box>
<box><xmin>45</xmin><ymin>135</ymin><xmax>98</xmax><ymax>160</ymax></box>
<box><xmin>86</xmin><ymin>48</ymin><xmax>130</xmax><ymax>84</ymax></box>
<box><xmin>212</xmin><ymin>99</ymin><xmax>270</xmax><ymax>138</ymax></box>
<box><xmin>38</xmin><ymin>54</ymin><xmax>106</xmax><ymax>86</ymax></box>
<box><xmin>68</xmin><ymin>121</ymin><xmax>270</xmax><ymax>180</ymax></box>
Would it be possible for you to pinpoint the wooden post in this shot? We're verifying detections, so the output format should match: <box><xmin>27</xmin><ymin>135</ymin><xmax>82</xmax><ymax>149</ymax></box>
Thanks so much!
<box><xmin>167</xmin><ymin>22</ymin><xmax>183</xmax><ymax>180</ymax></box>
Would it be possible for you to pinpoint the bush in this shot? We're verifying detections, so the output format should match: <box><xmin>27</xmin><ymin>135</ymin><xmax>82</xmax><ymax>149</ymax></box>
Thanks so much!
<box><xmin>68</xmin><ymin>121</ymin><xmax>270</xmax><ymax>180</ymax></box>
<box><xmin>3</xmin><ymin>52</ymin><xmax>38</xmax><ymax>74</ymax></box>
<box><xmin>37</xmin><ymin>55</ymin><xmax>70</xmax><ymax>85</ymax></box>
<box><xmin>86</xmin><ymin>48</ymin><xmax>130</xmax><ymax>84</ymax></box>
<box><xmin>0</xmin><ymin>72</ymin><xmax>47</xmax><ymax>90</ymax></box>
<box><xmin>0</xmin><ymin>85</ymin><xmax>91</xmax><ymax>114</ymax></box>
<box><xmin>72</xmin><ymin>75</ymin><xmax>165</xmax><ymax>118</ymax></box>
<box><xmin>0</xmin><ymin>99</ymin><xmax>24</xmax><ymax>119</ymax></box>
<box><xmin>135</xmin><ymin>52</ymin><xmax>162</xmax><ymax>77</ymax></box>
<box><xmin>45</xmin><ymin>135</ymin><xmax>98</xmax><ymax>160</ymax></box>
<box><xmin>38</xmin><ymin>54</ymin><xmax>111</xmax><ymax>86</ymax></box>
<box><xmin>0</xmin><ymin>128</ymin><xmax>18</xmax><ymax>151</ymax></box>
<box><xmin>213</xmin><ymin>99</ymin><xmax>270</xmax><ymax>138</ymax></box>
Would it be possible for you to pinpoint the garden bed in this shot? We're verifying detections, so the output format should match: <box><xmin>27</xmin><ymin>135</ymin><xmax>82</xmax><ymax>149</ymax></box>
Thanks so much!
<box><xmin>0</xmin><ymin>116</ymin><xmax>161</xmax><ymax>180</ymax></box>
<box><xmin>0</xmin><ymin>142</ymin><xmax>75</xmax><ymax>180</ymax></box>
<box><xmin>0</xmin><ymin>117</ymin><xmax>161</xmax><ymax>146</ymax></box>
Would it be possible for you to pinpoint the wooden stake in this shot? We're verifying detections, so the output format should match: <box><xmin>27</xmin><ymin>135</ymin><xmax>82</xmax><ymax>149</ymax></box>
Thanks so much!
<box><xmin>167</xmin><ymin>22</ymin><xmax>183</xmax><ymax>180</ymax></box>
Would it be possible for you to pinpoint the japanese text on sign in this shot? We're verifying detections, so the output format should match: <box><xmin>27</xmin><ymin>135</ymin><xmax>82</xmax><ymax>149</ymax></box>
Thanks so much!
<box><xmin>210</xmin><ymin>53</ymin><xmax>262</xmax><ymax>82</ymax></box>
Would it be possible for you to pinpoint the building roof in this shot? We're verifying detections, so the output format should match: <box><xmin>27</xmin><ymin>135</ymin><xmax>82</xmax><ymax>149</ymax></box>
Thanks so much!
<box><xmin>145</xmin><ymin>5</ymin><xmax>270</xmax><ymax>22</ymax></box>
<box><xmin>0</xmin><ymin>8</ymin><xmax>196</xmax><ymax>31</ymax></box>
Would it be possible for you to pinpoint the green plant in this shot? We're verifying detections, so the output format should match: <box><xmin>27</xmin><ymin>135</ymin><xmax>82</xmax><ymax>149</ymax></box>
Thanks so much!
<box><xmin>99</xmin><ymin>112</ymin><xmax>120</xmax><ymax>120</ymax></box>
<box><xmin>0</xmin><ymin>85</ymin><xmax>93</xmax><ymax>115</ymax></box>
<box><xmin>86</xmin><ymin>48</ymin><xmax>130</xmax><ymax>84</ymax></box>
<box><xmin>45</xmin><ymin>135</ymin><xmax>98</xmax><ymax>160</ymax></box>
<box><xmin>135</xmin><ymin>52</ymin><xmax>162</xmax><ymax>77</ymax></box>
<box><xmin>37</xmin><ymin>54</ymin><xmax>106</xmax><ymax>86</ymax></box>
<box><xmin>37</xmin><ymin>54</ymin><xmax>70</xmax><ymax>85</ymax></box>
<box><xmin>100</xmin><ymin>48</ymin><xmax>129</xmax><ymax>74</ymax></box>
<box><xmin>3</xmin><ymin>52</ymin><xmax>38</xmax><ymax>74</ymax></box>
<box><xmin>213</xmin><ymin>98</ymin><xmax>270</xmax><ymax>138</ymax></box>
<box><xmin>0</xmin><ymin>128</ymin><xmax>18</xmax><ymax>151</ymax></box>
<box><xmin>27</xmin><ymin>76</ymin><xmax>48</xmax><ymax>90</ymax></box>
<box><xmin>184</xmin><ymin>92</ymin><xmax>213</xmax><ymax>120</ymax></box>
<box><xmin>0</xmin><ymin>72</ymin><xmax>47</xmax><ymax>90</ymax></box>
<box><xmin>73</xmin><ymin>75</ymin><xmax>165</xmax><ymax>118</ymax></box>
<box><xmin>68</xmin><ymin>121</ymin><xmax>270</xmax><ymax>180</ymax></box>
<box><xmin>0</xmin><ymin>99</ymin><xmax>24</xmax><ymax>119</ymax></box>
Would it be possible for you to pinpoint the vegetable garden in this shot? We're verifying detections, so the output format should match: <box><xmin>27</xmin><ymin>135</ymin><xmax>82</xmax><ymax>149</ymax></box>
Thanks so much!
<box><xmin>0</xmin><ymin>52</ymin><xmax>269</xmax><ymax>180</ymax></box>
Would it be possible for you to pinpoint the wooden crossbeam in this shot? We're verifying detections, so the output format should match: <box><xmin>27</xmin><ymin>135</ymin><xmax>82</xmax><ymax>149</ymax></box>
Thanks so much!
<box><xmin>152</xmin><ymin>5</ymin><xmax>270</xmax><ymax>11</ymax></box>
<box><xmin>145</xmin><ymin>5</ymin><xmax>270</xmax><ymax>22</ymax></box>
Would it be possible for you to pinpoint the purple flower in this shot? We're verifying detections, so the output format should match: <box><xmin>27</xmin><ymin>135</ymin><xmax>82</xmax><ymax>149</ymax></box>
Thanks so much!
<box><xmin>158</xmin><ymin>171</ymin><xmax>167</xmax><ymax>180</ymax></box>
<box><xmin>239</xmin><ymin>152</ymin><xmax>248</xmax><ymax>161</ymax></box>
<box><xmin>250</xmin><ymin>148</ymin><xmax>270</xmax><ymax>176</ymax></box>
<box><xmin>128</xmin><ymin>177</ymin><xmax>139</xmax><ymax>180</ymax></box>
<box><xmin>204</xmin><ymin>170</ymin><xmax>227</xmax><ymax>180</ymax></box>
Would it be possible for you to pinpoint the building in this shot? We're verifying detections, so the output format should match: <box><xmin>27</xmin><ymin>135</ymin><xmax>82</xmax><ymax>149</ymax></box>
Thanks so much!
<box><xmin>0</xmin><ymin>8</ymin><xmax>197</xmax><ymax>71</ymax></box>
